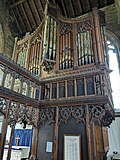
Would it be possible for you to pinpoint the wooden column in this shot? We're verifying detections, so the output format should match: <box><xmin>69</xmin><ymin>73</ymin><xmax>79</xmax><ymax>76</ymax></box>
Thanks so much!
<box><xmin>85</xmin><ymin>105</ymin><xmax>92</xmax><ymax>160</ymax></box>
<box><xmin>91</xmin><ymin>17</ymin><xmax>98</xmax><ymax>63</ymax></box>
<box><xmin>55</xmin><ymin>21</ymin><xmax>60</xmax><ymax>72</ymax></box>
<box><xmin>7</xmin><ymin>123</ymin><xmax>16</xmax><ymax>160</ymax></box>
<box><xmin>19</xmin><ymin>78</ymin><xmax>23</xmax><ymax>94</ymax></box>
<box><xmin>30</xmin><ymin>127</ymin><xmax>38</xmax><ymax>159</ymax></box>
<box><xmin>1</xmin><ymin>70</ymin><xmax>7</xmax><ymax>87</ymax></box>
<box><xmin>11</xmin><ymin>75</ymin><xmax>15</xmax><ymax>91</ymax></box>
<box><xmin>30</xmin><ymin>109</ymin><xmax>39</xmax><ymax>159</ymax></box>
<box><xmin>65</xmin><ymin>80</ymin><xmax>67</xmax><ymax>97</ymax></box>
<box><xmin>0</xmin><ymin>100</ymin><xmax>11</xmax><ymax>160</ymax></box>
<box><xmin>92</xmin><ymin>8</ymin><xmax>104</xmax><ymax>64</ymax></box>
<box><xmin>74</xmin><ymin>79</ymin><xmax>77</xmax><ymax>97</ymax></box>
<box><xmin>53</xmin><ymin>107</ymin><xmax>59</xmax><ymax>160</ymax></box>
<box><xmin>57</xmin><ymin>82</ymin><xmax>59</xmax><ymax>99</ymax></box>
<box><xmin>91</xmin><ymin>122</ymin><xmax>97</xmax><ymax>160</ymax></box>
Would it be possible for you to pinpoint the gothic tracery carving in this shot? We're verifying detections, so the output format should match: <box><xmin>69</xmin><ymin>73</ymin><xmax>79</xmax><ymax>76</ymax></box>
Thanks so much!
<box><xmin>0</xmin><ymin>98</ymin><xmax>8</xmax><ymax>117</ymax></box>
<box><xmin>39</xmin><ymin>108</ymin><xmax>55</xmax><ymax>125</ymax></box>
<box><xmin>89</xmin><ymin>105</ymin><xmax>105</xmax><ymax>124</ymax></box>
<box><xmin>88</xmin><ymin>104</ymin><xmax>114</xmax><ymax>126</ymax></box>
<box><xmin>77</xmin><ymin>20</ymin><xmax>92</xmax><ymax>32</ymax></box>
<box><xmin>60</xmin><ymin>22</ymin><xmax>72</xmax><ymax>34</ymax></box>
<box><xmin>59</xmin><ymin>106</ymin><xmax>85</xmax><ymax>124</ymax></box>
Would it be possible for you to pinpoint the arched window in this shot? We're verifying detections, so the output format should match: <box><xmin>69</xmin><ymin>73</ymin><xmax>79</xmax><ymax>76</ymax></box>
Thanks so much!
<box><xmin>107</xmin><ymin>33</ymin><xmax>120</xmax><ymax>109</ymax></box>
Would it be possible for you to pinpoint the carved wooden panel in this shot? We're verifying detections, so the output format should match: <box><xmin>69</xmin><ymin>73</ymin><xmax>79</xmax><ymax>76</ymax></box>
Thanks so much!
<box><xmin>95</xmin><ymin>125</ymin><xmax>104</xmax><ymax>152</ymax></box>
<box><xmin>59</xmin><ymin>106</ymin><xmax>85</xmax><ymax>124</ymax></box>
<box><xmin>102</xmin><ymin>127</ymin><xmax>109</xmax><ymax>153</ymax></box>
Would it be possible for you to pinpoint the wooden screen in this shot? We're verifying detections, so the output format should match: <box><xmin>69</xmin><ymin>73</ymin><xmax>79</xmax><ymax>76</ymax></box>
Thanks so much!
<box><xmin>59</xmin><ymin>81</ymin><xmax>65</xmax><ymax>98</ymax></box>
<box><xmin>102</xmin><ymin>127</ymin><xmax>109</xmax><ymax>152</ymax></box>
<box><xmin>67</xmin><ymin>80</ymin><xmax>74</xmax><ymax>97</ymax></box>
<box><xmin>95</xmin><ymin>125</ymin><xmax>104</xmax><ymax>153</ymax></box>
<box><xmin>77</xmin><ymin>79</ymin><xmax>84</xmax><ymax>96</ymax></box>
<box><xmin>43</xmin><ymin>16</ymin><xmax>57</xmax><ymax>60</ymax></box>
<box><xmin>86</xmin><ymin>77</ymin><xmax>95</xmax><ymax>95</ymax></box>
<box><xmin>52</xmin><ymin>83</ymin><xmax>57</xmax><ymax>99</ymax></box>
<box><xmin>101</xmin><ymin>26</ymin><xmax>108</xmax><ymax>65</ymax></box>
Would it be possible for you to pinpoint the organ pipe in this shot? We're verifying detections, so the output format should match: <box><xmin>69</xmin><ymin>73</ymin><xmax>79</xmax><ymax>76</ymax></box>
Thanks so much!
<box><xmin>43</xmin><ymin>16</ymin><xmax>57</xmax><ymax>61</ymax></box>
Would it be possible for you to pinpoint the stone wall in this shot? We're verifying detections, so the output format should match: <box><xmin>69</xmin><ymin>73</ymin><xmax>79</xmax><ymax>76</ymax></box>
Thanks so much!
<box><xmin>101</xmin><ymin>3</ymin><xmax>120</xmax><ymax>42</ymax></box>
<box><xmin>0</xmin><ymin>0</ymin><xmax>19</xmax><ymax>58</ymax></box>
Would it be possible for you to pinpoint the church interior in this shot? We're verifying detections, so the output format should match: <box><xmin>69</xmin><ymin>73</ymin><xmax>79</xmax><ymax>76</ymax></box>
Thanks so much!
<box><xmin>0</xmin><ymin>0</ymin><xmax>120</xmax><ymax>160</ymax></box>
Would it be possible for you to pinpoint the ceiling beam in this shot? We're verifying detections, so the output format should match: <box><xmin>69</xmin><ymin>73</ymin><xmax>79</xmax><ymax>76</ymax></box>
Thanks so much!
<box><xmin>71</xmin><ymin>0</ymin><xmax>76</xmax><ymax>17</ymax></box>
<box><xmin>7</xmin><ymin>1</ymin><xmax>22</xmax><ymax>34</ymax></box>
<box><xmin>80</xmin><ymin>0</ymin><xmax>90</xmax><ymax>13</ymax></box>
<box><xmin>10</xmin><ymin>0</ymin><xmax>27</xmax><ymax>8</ymax></box>
<box><xmin>25</xmin><ymin>1</ymin><xmax>37</xmax><ymax>30</ymax></box>
<box><xmin>61</xmin><ymin>0</ymin><xmax>68</xmax><ymax>17</ymax></box>
<box><xmin>11</xmin><ymin>0</ymin><xmax>27</xmax><ymax>33</ymax></box>
<box><xmin>78</xmin><ymin>0</ymin><xmax>83</xmax><ymax>14</ymax></box>
<box><xmin>12</xmin><ymin>0</ymin><xmax>27</xmax><ymax>32</ymax></box>
<box><xmin>85</xmin><ymin>0</ymin><xmax>91</xmax><ymax>11</ymax></box>
<box><xmin>89</xmin><ymin>0</ymin><xmax>98</xmax><ymax>8</ymax></box>
<box><xmin>20</xmin><ymin>3</ymin><xmax>33</xmax><ymax>32</ymax></box>
<box><xmin>31</xmin><ymin>0</ymin><xmax>41</xmax><ymax>23</ymax></box>
<box><xmin>11</xmin><ymin>8</ymin><xmax>22</xmax><ymax>34</ymax></box>
<box><xmin>36</xmin><ymin>0</ymin><xmax>44</xmax><ymax>19</ymax></box>
<box><xmin>69</xmin><ymin>0</ymin><xmax>76</xmax><ymax>17</ymax></box>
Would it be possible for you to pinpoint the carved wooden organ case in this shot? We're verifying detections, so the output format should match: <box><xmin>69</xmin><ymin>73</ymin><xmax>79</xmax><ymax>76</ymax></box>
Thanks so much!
<box><xmin>0</xmin><ymin>2</ymin><xmax>115</xmax><ymax>160</ymax></box>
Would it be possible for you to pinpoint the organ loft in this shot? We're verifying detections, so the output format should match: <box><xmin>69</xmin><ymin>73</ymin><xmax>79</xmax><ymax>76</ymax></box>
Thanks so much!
<box><xmin>0</xmin><ymin>0</ymin><xmax>116</xmax><ymax>160</ymax></box>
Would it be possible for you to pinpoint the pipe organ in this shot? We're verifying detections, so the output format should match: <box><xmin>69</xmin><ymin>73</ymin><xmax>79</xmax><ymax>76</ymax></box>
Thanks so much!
<box><xmin>0</xmin><ymin>2</ymin><xmax>115</xmax><ymax>160</ymax></box>
<box><xmin>17</xmin><ymin>43</ymin><xmax>28</xmax><ymax>68</ymax></box>
<box><xmin>28</xmin><ymin>35</ymin><xmax>42</xmax><ymax>76</ymax></box>
<box><xmin>77</xmin><ymin>28</ymin><xmax>94</xmax><ymax>65</ymax></box>
<box><xmin>59</xmin><ymin>23</ymin><xmax>73</xmax><ymax>70</ymax></box>
<box><xmin>43</xmin><ymin>16</ymin><xmax>57</xmax><ymax>60</ymax></box>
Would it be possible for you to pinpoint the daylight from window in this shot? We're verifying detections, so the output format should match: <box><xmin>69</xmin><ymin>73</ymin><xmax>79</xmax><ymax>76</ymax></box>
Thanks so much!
<box><xmin>107</xmin><ymin>41</ymin><xmax>120</xmax><ymax>109</ymax></box>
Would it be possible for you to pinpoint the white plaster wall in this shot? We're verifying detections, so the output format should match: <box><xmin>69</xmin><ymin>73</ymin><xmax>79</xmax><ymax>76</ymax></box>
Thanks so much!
<box><xmin>108</xmin><ymin>117</ymin><xmax>120</xmax><ymax>156</ymax></box>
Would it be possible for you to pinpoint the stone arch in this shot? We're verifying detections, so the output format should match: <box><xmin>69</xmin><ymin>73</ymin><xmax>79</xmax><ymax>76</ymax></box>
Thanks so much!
<box><xmin>106</xmin><ymin>29</ymin><xmax>120</xmax><ymax>50</ymax></box>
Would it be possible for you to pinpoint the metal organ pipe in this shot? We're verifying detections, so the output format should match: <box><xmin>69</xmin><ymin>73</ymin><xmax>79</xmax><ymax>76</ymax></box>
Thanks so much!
<box><xmin>53</xmin><ymin>21</ymin><xmax>56</xmax><ymax>60</ymax></box>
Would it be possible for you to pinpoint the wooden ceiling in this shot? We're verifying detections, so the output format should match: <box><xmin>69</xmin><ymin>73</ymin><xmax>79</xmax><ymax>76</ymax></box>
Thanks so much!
<box><xmin>7</xmin><ymin>0</ymin><xmax>114</xmax><ymax>35</ymax></box>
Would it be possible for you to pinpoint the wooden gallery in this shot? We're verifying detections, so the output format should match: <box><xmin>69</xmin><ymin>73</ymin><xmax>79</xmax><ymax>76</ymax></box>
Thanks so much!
<box><xmin>0</xmin><ymin>0</ymin><xmax>116</xmax><ymax>160</ymax></box>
